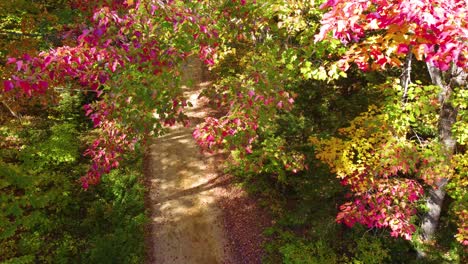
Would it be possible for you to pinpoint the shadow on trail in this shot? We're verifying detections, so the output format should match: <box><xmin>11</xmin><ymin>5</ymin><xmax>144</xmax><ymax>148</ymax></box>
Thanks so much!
<box><xmin>156</xmin><ymin>173</ymin><xmax>230</xmax><ymax>205</ymax></box>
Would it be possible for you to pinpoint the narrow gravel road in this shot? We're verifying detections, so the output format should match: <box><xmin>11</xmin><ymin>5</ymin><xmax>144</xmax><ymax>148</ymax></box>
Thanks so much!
<box><xmin>146</xmin><ymin>60</ymin><xmax>235</xmax><ymax>263</ymax></box>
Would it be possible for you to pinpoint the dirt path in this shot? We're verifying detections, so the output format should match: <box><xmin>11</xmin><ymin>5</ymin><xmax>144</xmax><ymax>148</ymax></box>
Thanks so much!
<box><xmin>145</xmin><ymin>60</ymin><xmax>235</xmax><ymax>263</ymax></box>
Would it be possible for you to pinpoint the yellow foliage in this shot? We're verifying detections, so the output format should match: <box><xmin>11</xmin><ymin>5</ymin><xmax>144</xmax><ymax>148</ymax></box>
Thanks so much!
<box><xmin>448</xmin><ymin>153</ymin><xmax>468</xmax><ymax>200</ymax></box>
<box><xmin>311</xmin><ymin>105</ymin><xmax>393</xmax><ymax>180</ymax></box>
<box><xmin>310</xmin><ymin>95</ymin><xmax>453</xmax><ymax>190</ymax></box>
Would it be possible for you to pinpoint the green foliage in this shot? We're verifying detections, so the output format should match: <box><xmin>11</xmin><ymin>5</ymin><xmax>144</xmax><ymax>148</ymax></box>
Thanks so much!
<box><xmin>350</xmin><ymin>235</ymin><xmax>390</xmax><ymax>264</ymax></box>
<box><xmin>451</xmin><ymin>87</ymin><xmax>468</xmax><ymax>145</ymax></box>
<box><xmin>80</xmin><ymin>168</ymin><xmax>146</xmax><ymax>264</ymax></box>
<box><xmin>0</xmin><ymin>92</ymin><xmax>146</xmax><ymax>263</ymax></box>
<box><xmin>104</xmin><ymin>66</ymin><xmax>186</xmax><ymax>138</ymax></box>
<box><xmin>279</xmin><ymin>238</ymin><xmax>338</xmax><ymax>264</ymax></box>
<box><xmin>20</xmin><ymin>122</ymin><xmax>79</xmax><ymax>171</ymax></box>
<box><xmin>0</xmin><ymin>0</ymin><xmax>73</xmax><ymax>58</ymax></box>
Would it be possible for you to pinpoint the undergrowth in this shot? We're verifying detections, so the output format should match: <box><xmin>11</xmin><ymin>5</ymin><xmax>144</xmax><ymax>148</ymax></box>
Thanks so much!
<box><xmin>0</xmin><ymin>93</ymin><xmax>146</xmax><ymax>263</ymax></box>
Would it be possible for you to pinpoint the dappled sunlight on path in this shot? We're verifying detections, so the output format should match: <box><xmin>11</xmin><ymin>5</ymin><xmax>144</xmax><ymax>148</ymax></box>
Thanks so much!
<box><xmin>146</xmin><ymin>59</ymin><xmax>234</xmax><ymax>263</ymax></box>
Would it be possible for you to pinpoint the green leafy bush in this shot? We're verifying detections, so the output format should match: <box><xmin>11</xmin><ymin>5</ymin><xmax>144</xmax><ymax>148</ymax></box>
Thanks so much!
<box><xmin>0</xmin><ymin>93</ymin><xmax>146</xmax><ymax>263</ymax></box>
<box><xmin>350</xmin><ymin>235</ymin><xmax>390</xmax><ymax>264</ymax></box>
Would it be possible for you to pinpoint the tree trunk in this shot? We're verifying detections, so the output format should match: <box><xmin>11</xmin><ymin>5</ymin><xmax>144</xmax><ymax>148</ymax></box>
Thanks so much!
<box><xmin>418</xmin><ymin>63</ymin><xmax>464</xmax><ymax>256</ymax></box>
<box><xmin>420</xmin><ymin>178</ymin><xmax>448</xmax><ymax>248</ymax></box>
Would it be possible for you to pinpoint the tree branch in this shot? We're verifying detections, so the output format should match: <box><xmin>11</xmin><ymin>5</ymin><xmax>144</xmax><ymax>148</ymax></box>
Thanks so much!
<box><xmin>400</xmin><ymin>48</ymin><xmax>412</xmax><ymax>104</ymax></box>
<box><xmin>0</xmin><ymin>30</ymin><xmax>44</xmax><ymax>38</ymax></box>
<box><xmin>1</xmin><ymin>100</ymin><xmax>21</xmax><ymax>120</ymax></box>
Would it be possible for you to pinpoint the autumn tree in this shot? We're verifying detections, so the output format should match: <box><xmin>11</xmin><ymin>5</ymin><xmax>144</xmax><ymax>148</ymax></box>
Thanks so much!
<box><xmin>312</xmin><ymin>0</ymin><xmax>467</xmax><ymax>253</ymax></box>
<box><xmin>2</xmin><ymin>0</ymin><xmax>222</xmax><ymax>187</ymax></box>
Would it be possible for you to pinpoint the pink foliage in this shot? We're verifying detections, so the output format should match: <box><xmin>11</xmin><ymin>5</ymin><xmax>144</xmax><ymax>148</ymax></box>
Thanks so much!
<box><xmin>337</xmin><ymin>176</ymin><xmax>423</xmax><ymax>240</ymax></box>
<box><xmin>316</xmin><ymin>0</ymin><xmax>468</xmax><ymax>71</ymax></box>
<box><xmin>193</xmin><ymin>89</ymin><xmax>294</xmax><ymax>154</ymax></box>
<box><xmin>2</xmin><ymin>0</ymin><xmax>221</xmax><ymax>188</ymax></box>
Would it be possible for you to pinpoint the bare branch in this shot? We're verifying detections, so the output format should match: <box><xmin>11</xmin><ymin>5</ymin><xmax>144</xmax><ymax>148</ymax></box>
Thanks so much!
<box><xmin>1</xmin><ymin>100</ymin><xmax>21</xmax><ymax>120</ymax></box>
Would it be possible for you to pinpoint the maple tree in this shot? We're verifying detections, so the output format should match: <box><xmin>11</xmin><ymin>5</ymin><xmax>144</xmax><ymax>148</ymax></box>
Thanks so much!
<box><xmin>1</xmin><ymin>1</ymin><xmax>149</xmax><ymax>262</ymax></box>
<box><xmin>2</xmin><ymin>0</ymin><xmax>221</xmax><ymax>188</ymax></box>
<box><xmin>312</xmin><ymin>0</ymin><xmax>467</xmax><ymax>249</ymax></box>
<box><xmin>193</xmin><ymin>0</ymin><xmax>335</xmax><ymax>179</ymax></box>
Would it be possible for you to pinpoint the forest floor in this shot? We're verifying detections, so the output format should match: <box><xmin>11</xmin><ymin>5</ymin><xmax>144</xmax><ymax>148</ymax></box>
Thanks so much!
<box><xmin>144</xmin><ymin>59</ymin><xmax>271</xmax><ymax>264</ymax></box>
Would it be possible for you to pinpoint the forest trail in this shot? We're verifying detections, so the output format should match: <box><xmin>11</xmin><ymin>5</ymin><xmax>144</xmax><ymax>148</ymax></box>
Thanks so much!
<box><xmin>145</xmin><ymin>59</ymin><xmax>235</xmax><ymax>263</ymax></box>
